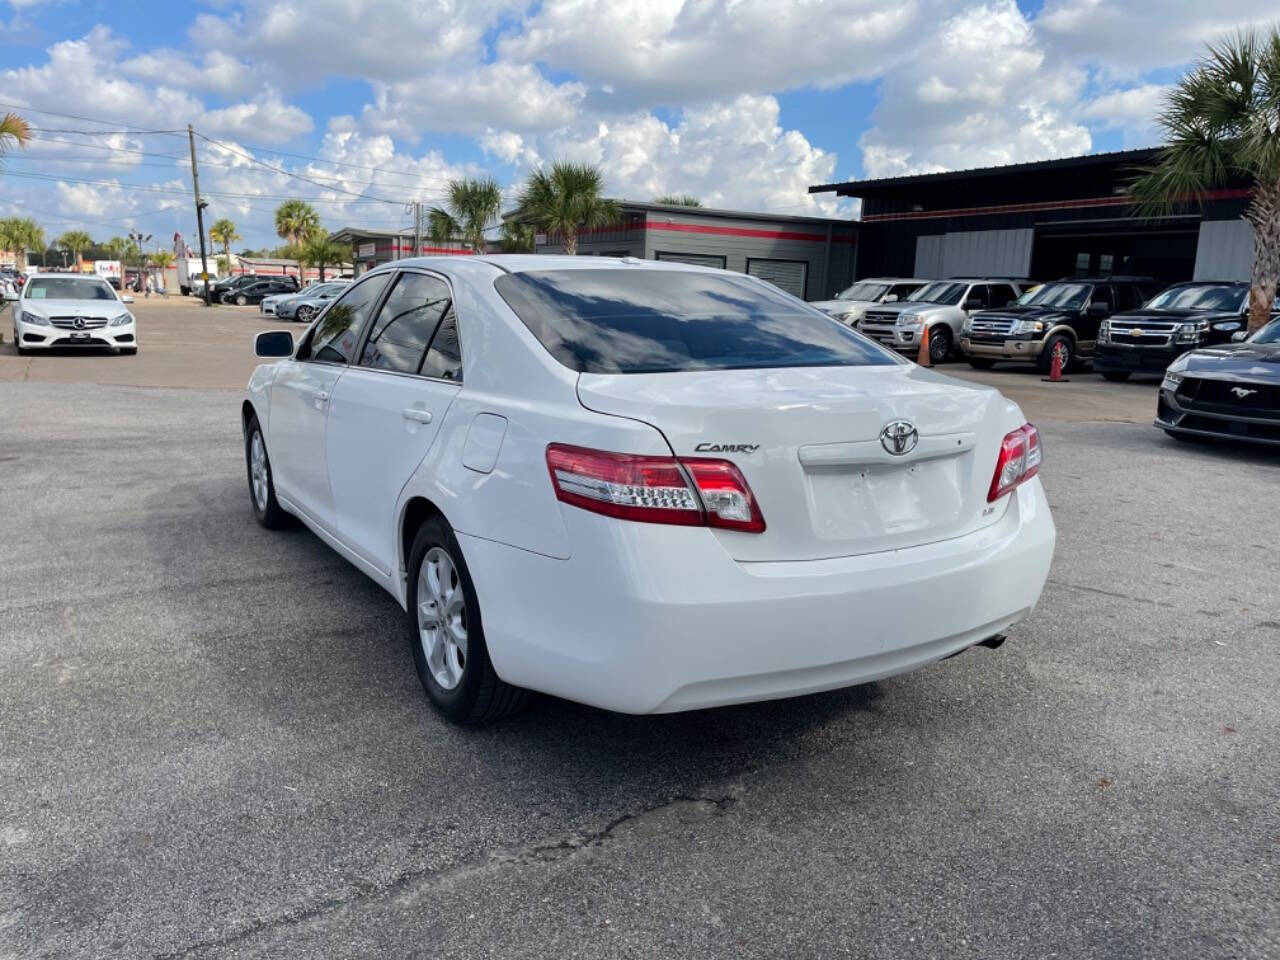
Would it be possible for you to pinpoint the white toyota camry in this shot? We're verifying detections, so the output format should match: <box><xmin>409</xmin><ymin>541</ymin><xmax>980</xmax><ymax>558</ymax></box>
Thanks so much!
<box><xmin>9</xmin><ymin>273</ymin><xmax>138</xmax><ymax>354</ymax></box>
<box><xmin>243</xmin><ymin>256</ymin><xmax>1055</xmax><ymax>723</ymax></box>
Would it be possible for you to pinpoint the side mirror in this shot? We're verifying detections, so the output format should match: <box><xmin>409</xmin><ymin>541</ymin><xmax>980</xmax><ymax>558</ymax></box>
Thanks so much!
<box><xmin>1088</xmin><ymin>302</ymin><xmax>1109</xmax><ymax>316</ymax></box>
<box><xmin>1231</xmin><ymin>331</ymin><xmax>1248</xmax><ymax>342</ymax></box>
<box><xmin>882</xmin><ymin>294</ymin><xmax>898</xmax><ymax>303</ymax></box>
<box><xmin>965</xmin><ymin>298</ymin><xmax>984</xmax><ymax>310</ymax></box>
<box><xmin>121</xmin><ymin>295</ymin><xmax>135</xmax><ymax>304</ymax></box>
<box><xmin>254</xmin><ymin>330</ymin><xmax>294</xmax><ymax>358</ymax></box>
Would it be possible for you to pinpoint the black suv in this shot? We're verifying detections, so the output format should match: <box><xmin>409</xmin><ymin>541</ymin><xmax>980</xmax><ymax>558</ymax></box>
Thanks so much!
<box><xmin>959</xmin><ymin>276</ymin><xmax>1166</xmax><ymax>374</ymax></box>
<box><xmin>1093</xmin><ymin>281</ymin><xmax>1251</xmax><ymax>381</ymax></box>
<box><xmin>221</xmin><ymin>278</ymin><xmax>299</xmax><ymax>306</ymax></box>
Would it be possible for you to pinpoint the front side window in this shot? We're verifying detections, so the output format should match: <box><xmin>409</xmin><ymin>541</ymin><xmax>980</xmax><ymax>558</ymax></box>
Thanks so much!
<box><xmin>24</xmin><ymin>278</ymin><xmax>117</xmax><ymax>301</ymax></box>
<box><xmin>990</xmin><ymin>284</ymin><xmax>1017</xmax><ymax>307</ymax></box>
<box><xmin>359</xmin><ymin>272</ymin><xmax>451</xmax><ymax>374</ymax></box>
<box><xmin>1090</xmin><ymin>285</ymin><xmax>1114</xmax><ymax>310</ymax></box>
<box><xmin>965</xmin><ymin>285</ymin><xmax>989</xmax><ymax>309</ymax></box>
<box><xmin>494</xmin><ymin>269</ymin><xmax>897</xmax><ymax>375</ymax></box>
<box><xmin>305</xmin><ymin>273</ymin><xmax>391</xmax><ymax>364</ymax></box>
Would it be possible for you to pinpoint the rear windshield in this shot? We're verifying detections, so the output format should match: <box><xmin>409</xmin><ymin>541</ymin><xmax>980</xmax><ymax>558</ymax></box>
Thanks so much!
<box><xmin>494</xmin><ymin>269</ymin><xmax>899</xmax><ymax>374</ymax></box>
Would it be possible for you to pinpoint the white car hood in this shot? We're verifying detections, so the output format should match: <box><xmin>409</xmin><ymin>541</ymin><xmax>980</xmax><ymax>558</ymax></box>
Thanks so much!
<box><xmin>20</xmin><ymin>299</ymin><xmax>126</xmax><ymax>318</ymax></box>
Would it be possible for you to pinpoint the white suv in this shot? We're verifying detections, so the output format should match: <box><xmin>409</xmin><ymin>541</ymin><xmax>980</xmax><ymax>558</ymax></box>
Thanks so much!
<box><xmin>810</xmin><ymin>278</ymin><xmax>929</xmax><ymax>328</ymax></box>
<box><xmin>9</xmin><ymin>273</ymin><xmax>138</xmax><ymax>355</ymax></box>
<box><xmin>860</xmin><ymin>279</ymin><xmax>1025</xmax><ymax>363</ymax></box>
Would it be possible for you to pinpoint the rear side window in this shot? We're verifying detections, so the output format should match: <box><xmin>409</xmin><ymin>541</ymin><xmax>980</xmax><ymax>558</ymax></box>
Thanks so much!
<box><xmin>494</xmin><ymin>269</ymin><xmax>897</xmax><ymax>374</ymax></box>
<box><xmin>359</xmin><ymin>273</ymin><xmax>451</xmax><ymax>374</ymax></box>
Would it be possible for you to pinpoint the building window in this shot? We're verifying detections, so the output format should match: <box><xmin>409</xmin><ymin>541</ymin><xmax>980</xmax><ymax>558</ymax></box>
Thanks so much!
<box><xmin>1074</xmin><ymin>252</ymin><xmax>1090</xmax><ymax>275</ymax></box>
<box><xmin>654</xmin><ymin>251</ymin><xmax>727</xmax><ymax>269</ymax></box>
<box><xmin>1099</xmin><ymin>254</ymin><xmax>1114</xmax><ymax>274</ymax></box>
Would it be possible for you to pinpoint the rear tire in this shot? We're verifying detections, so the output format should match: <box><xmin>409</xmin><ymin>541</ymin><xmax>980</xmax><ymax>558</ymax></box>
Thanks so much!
<box><xmin>1037</xmin><ymin>334</ymin><xmax>1073</xmax><ymax>376</ymax></box>
<box><xmin>1101</xmin><ymin>370</ymin><xmax>1130</xmax><ymax>382</ymax></box>
<box><xmin>928</xmin><ymin>325</ymin><xmax>953</xmax><ymax>364</ymax></box>
<box><xmin>966</xmin><ymin>357</ymin><xmax>996</xmax><ymax>370</ymax></box>
<box><xmin>235</xmin><ymin>294</ymin><xmax>248</xmax><ymax>307</ymax></box>
<box><xmin>406</xmin><ymin>515</ymin><xmax>530</xmax><ymax>724</ymax></box>
<box><xmin>245</xmin><ymin>415</ymin><xmax>291</xmax><ymax>529</ymax></box>
<box><xmin>296</xmin><ymin>305</ymin><xmax>315</xmax><ymax>323</ymax></box>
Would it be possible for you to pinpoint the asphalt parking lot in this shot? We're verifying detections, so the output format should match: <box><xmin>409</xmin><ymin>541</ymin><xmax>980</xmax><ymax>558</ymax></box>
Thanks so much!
<box><xmin>2</xmin><ymin>299</ymin><xmax>1278</xmax><ymax>959</ymax></box>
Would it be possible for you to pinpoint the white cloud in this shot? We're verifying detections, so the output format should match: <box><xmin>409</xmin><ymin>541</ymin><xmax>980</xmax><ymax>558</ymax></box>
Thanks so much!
<box><xmin>857</xmin><ymin>0</ymin><xmax>1092</xmax><ymax>178</ymax></box>
<box><xmin>1080</xmin><ymin>84</ymin><xmax>1168</xmax><ymax>137</ymax></box>
<box><xmin>503</xmin><ymin>0</ymin><xmax>918</xmax><ymax>108</ymax></box>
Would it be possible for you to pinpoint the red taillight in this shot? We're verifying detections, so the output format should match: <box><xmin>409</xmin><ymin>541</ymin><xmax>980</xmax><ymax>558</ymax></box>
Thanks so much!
<box><xmin>987</xmin><ymin>424</ymin><xmax>1042</xmax><ymax>502</ymax></box>
<box><xmin>546</xmin><ymin>444</ymin><xmax>765</xmax><ymax>533</ymax></box>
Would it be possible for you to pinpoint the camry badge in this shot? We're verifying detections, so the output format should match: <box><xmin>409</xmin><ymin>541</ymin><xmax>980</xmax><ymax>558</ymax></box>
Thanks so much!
<box><xmin>1230</xmin><ymin>387</ymin><xmax>1258</xmax><ymax>398</ymax></box>
<box><xmin>880</xmin><ymin>420</ymin><xmax>919</xmax><ymax>456</ymax></box>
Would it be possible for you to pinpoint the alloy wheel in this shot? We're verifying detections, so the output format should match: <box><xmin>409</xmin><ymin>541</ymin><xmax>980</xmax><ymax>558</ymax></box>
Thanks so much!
<box><xmin>297</xmin><ymin>305</ymin><xmax>314</xmax><ymax>322</ymax></box>
<box><xmin>249</xmin><ymin>429</ymin><xmax>269</xmax><ymax>512</ymax></box>
<box><xmin>417</xmin><ymin>547</ymin><xmax>468</xmax><ymax>690</ymax></box>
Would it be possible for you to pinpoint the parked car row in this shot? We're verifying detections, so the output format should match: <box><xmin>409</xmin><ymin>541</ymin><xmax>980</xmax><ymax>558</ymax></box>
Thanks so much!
<box><xmin>262</xmin><ymin>280</ymin><xmax>350</xmax><ymax>320</ymax></box>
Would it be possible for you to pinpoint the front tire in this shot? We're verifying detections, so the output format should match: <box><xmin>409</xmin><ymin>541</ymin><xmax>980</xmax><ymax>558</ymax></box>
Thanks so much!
<box><xmin>1037</xmin><ymin>334</ymin><xmax>1073</xmax><ymax>375</ymax></box>
<box><xmin>235</xmin><ymin>294</ymin><xmax>248</xmax><ymax>307</ymax></box>
<box><xmin>245</xmin><ymin>415</ymin><xmax>290</xmax><ymax>529</ymax></box>
<box><xmin>407</xmin><ymin>515</ymin><xmax>529</xmax><ymax>724</ymax></box>
<box><xmin>1101</xmin><ymin>370</ymin><xmax>1130</xmax><ymax>382</ymax></box>
<box><xmin>296</xmin><ymin>305</ymin><xmax>315</xmax><ymax>323</ymax></box>
<box><xmin>966</xmin><ymin>356</ymin><xmax>996</xmax><ymax>370</ymax></box>
<box><xmin>928</xmin><ymin>325</ymin><xmax>953</xmax><ymax>364</ymax></box>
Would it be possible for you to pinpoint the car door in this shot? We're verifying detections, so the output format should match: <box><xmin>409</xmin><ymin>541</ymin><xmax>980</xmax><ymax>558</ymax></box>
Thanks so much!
<box><xmin>324</xmin><ymin>270</ymin><xmax>464</xmax><ymax>575</ymax></box>
<box><xmin>267</xmin><ymin>273</ymin><xmax>392</xmax><ymax>531</ymax></box>
<box><xmin>1080</xmin><ymin>283</ymin><xmax>1114</xmax><ymax>348</ymax></box>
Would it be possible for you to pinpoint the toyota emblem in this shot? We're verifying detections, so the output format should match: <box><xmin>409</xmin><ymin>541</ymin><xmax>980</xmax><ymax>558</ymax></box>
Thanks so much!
<box><xmin>879</xmin><ymin>420</ymin><xmax>919</xmax><ymax>456</ymax></box>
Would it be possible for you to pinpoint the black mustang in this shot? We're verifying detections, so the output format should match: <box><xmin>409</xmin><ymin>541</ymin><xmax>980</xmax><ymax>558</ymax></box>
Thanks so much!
<box><xmin>1156</xmin><ymin>316</ymin><xmax>1280</xmax><ymax>446</ymax></box>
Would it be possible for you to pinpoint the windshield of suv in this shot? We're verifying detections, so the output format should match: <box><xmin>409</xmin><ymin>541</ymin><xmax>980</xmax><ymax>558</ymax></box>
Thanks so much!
<box><xmin>24</xmin><ymin>277</ymin><xmax>117</xmax><ymax>301</ymax></box>
<box><xmin>836</xmin><ymin>282</ymin><xmax>890</xmax><ymax>302</ymax></box>
<box><xmin>1144</xmin><ymin>284</ymin><xmax>1246</xmax><ymax>312</ymax></box>
<box><xmin>1017</xmin><ymin>283</ymin><xmax>1090</xmax><ymax>309</ymax></box>
<box><xmin>905</xmin><ymin>281</ymin><xmax>967</xmax><ymax>305</ymax></box>
<box><xmin>495</xmin><ymin>269</ymin><xmax>899</xmax><ymax>374</ymax></box>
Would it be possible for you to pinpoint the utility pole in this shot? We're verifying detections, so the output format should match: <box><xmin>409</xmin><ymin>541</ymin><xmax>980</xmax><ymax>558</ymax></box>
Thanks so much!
<box><xmin>188</xmin><ymin>124</ymin><xmax>212</xmax><ymax>306</ymax></box>
<box><xmin>412</xmin><ymin>201</ymin><xmax>422</xmax><ymax>259</ymax></box>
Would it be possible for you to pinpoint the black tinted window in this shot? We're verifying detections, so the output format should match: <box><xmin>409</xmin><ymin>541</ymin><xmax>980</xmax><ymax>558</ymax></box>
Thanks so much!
<box><xmin>420</xmin><ymin>312</ymin><xmax>463</xmax><ymax>381</ymax></box>
<box><xmin>965</xmin><ymin>285</ymin><xmax>989</xmax><ymax>308</ymax></box>
<box><xmin>306</xmin><ymin>274</ymin><xmax>391</xmax><ymax>364</ymax></box>
<box><xmin>1091</xmin><ymin>285</ymin><xmax>1113</xmax><ymax>309</ymax></box>
<box><xmin>1115</xmin><ymin>284</ymin><xmax>1143</xmax><ymax>310</ymax></box>
<box><xmin>991</xmin><ymin>284</ymin><xmax>1017</xmax><ymax>307</ymax></box>
<box><xmin>359</xmin><ymin>273</ymin><xmax>450</xmax><ymax>373</ymax></box>
<box><xmin>494</xmin><ymin>269</ymin><xmax>896</xmax><ymax>374</ymax></box>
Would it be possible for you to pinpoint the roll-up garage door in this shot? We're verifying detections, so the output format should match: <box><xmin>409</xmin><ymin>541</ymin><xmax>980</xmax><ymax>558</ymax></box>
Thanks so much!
<box><xmin>654</xmin><ymin>251</ymin><xmax>727</xmax><ymax>269</ymax></box>
<box><xmin>746</xmin><ymin>258</ymin><xmax>808</xmax><ymax>299</ymax></box>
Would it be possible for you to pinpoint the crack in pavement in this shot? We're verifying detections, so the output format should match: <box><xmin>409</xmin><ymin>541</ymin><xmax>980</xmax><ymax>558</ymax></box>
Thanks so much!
<box><xmin>150</xmin><ymin>793</ymin><xmax>738</xmax><ymax>960</ymax></box>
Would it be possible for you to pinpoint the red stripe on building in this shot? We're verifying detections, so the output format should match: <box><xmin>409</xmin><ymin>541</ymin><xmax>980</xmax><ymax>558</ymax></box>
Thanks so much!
<box><xmin>860</xmin><ymin>188</ymin><xmax>1252</xmax><ymax>223</ymax></box>
<box><xmin>643</xmin><ymin>220</ymin><xmax>854</xmax><ymax>242</ymax></box>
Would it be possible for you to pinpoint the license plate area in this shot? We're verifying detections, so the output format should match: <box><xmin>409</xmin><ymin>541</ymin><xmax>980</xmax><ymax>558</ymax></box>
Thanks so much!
<box><xmin>803</xmin><ymin>453</ymin><xmax>972</xmax><ymax>542</ymax></box>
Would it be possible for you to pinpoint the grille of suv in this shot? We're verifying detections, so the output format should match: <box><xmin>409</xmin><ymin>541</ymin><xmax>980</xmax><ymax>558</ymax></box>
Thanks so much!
<box><xmin>968</xmin><ymin>317</ymin><xmax>1016</xmax><ymax>337</ymax></box>
<box><xmin>1109</xmin><ymin>320</ymin><xmax>1178</xmax><ymax>347</ymax></box>
<box><xmin>858</xmin><ymin>311</ymin><xmax>900</xmax><ymax>345</ymax></box>
<box><xmin>49</xmin><ymin>316</ymin><xmax>107</xmax><ymax>329</ymax></box>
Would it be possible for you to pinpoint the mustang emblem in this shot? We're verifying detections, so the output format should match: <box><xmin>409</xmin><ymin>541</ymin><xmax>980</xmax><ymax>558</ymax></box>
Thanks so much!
<box><xmin>879</xmin><ymin>420</ymin><xmax>919</xmax><ymax>456</ymax></box>
<box><xmin>1230</xmin><ymin>386</ymin><xmax>1258</xmax><ymax>399</ymax></box>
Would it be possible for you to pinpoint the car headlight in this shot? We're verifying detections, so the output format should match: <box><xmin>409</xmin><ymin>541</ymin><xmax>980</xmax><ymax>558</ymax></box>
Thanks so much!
<box><xmin>835</xmin><ymin>310</ymin><xmax>858</xmax><ymax>325</ymax></box>
<box><xmin>961</xmin><ymin>318</ymin><xmax>973</xmax><ymax>334</ymax></box>
<box><xmin>109</xmin><ymin>312</ymin><xmax>133</xmax><ymax>327</ymax></box>
<box><xmin>1161</xmin><ymin>371</ymin><xmax>1184</xmax><ymax>391</ymax></box>
<box><xmin>895</xmin><ymin>314</ymin><xmax>923</xmax><ymax>328</ymax></box>
<box><xmin>1176</xmin><ymin>320</ymin><xmax>1209</xmax><ymax>343</ymax></box>
<box><xmin>1098</xmin><ymin>319</ymin><xmax>1110</xmax><ymax>344</ymax></box>
<box><xmin>1012</xmin><ymin>319</ymin><xmax>1045</xmax><ymax>335</ymax></box>
<box><xmin>20</xmin><ymin>310</ymin><xmax>49</xmax><ymax>326</ymax></box>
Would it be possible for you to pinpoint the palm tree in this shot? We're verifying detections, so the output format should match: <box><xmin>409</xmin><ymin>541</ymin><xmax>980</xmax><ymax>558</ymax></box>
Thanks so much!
<box><xmin>1131</xmin><ymin>27</ymin><xmax>1280</xmax><ymax>335</ymax></box>
<box><xmin>515</xmin><ymin>162</ymin><xmax>621</xmax><ymax>255</ymax></box>
<box><xmin>499</xmin><ymin>219</ymin><xmax>536</xmax><ymax>253</ymax></box>
<box><xmin>273</xmin><ymin>200</ymin><xmax>320</xmax><ymax>250</ymax></box>
<box><xmin>0</xmin><ymin>112</ymin><xmax>31</xmax><ymax>164</ymax></box>
<box><xmin>300</xmin><ymin>233</ymin><xmax>348</xmax><ymax>282</ymax></box>
<box><xmin>56</xmin><ymin>230</ymin><xmax>94</xmax><ymax>271</ymax></box>
<box><xmin>209</xmin><ymin>219</ymin><xmax>240</xmax><ymax>275</ymax></box>
<box><xmin>3</xmin><ymin>217</ymin><xmax>43</xmax><ymax>271</ymax></box>
<box><xmin>427</xmin><ymin>177</ymin><xmax>503</xmax><ymax>252</ymax></box>
<box><xmin>654</xmin><ymin>195</ymin><xmax>703</xmax><ymax>207</ymax></box>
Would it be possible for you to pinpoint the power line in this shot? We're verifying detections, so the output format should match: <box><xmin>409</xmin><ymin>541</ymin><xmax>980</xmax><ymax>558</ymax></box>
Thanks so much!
<box><xmin>0</xmin><ymin>100</ymin><xmax>185</xmax><ymax>135</ymax></box>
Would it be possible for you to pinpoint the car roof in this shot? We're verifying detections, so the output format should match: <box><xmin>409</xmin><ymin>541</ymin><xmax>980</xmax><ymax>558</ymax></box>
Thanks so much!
<box><xmin>373</xmin><ymin>254</ymin><xmax>762</xmax><ymax>279</ymax></box>
<box><xmin>25</xmin><ymin>272</ymin><xmax>112</xmax><ymax>281</ymax></box>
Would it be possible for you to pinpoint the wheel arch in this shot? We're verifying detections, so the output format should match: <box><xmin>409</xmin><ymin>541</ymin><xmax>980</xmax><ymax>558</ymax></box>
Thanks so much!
<box><xmin>400</xmin><ymin>496</ymin><xmax>448</xmax><ymax>590</ymax></box>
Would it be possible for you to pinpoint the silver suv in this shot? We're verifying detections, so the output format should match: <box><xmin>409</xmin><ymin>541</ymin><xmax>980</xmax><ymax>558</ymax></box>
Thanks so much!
<box><xmin>859</xmin><ymin>278</ymin><xmax>1025</xmax><ymax>363</ymax></box>
<box><xmin>810</xmin><ymin>278</ymin><xmax>928</xmax><ymax>328</ymax></box>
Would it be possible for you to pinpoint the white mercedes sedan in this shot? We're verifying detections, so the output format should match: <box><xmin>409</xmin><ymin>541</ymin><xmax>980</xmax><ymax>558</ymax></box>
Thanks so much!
<box><xmin>243</xmin><ymin>256</ymin><xmax>1055</xmax><ymax>723</ymax></box>
<box><xmin>9</xmin><ymin>273</ymin><xmax>137</xmax><ymax>354</ymax></box>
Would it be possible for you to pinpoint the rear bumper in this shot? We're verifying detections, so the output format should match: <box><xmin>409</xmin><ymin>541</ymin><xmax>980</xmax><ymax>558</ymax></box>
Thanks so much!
<box><xmin>960</xmin><ymin>337</ymin><xmax>1046</xmax><ymax>361</ymax></box>
<box><xmin>461</xmin><ymin>479</ymin><xmax>1056</xmax><ymax>714</ymax></box>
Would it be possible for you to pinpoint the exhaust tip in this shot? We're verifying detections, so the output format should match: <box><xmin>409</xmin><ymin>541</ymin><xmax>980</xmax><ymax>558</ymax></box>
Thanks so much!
<box><xmin>977</xmin><ymin>633</ymin><xmax>1008</xmax><ymax>650</ymax></box>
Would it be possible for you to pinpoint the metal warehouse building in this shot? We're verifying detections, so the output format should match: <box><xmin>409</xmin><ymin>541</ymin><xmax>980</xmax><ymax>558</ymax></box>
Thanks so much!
<box><xmin>810</xmin><ymin>148</ymin><xmax>1254</xmax><ymax>285</ymax></box>
<box><xmin>529</xmin><ymin>200</ymin><xmax>857</xmax><ymax>301</ymax></box>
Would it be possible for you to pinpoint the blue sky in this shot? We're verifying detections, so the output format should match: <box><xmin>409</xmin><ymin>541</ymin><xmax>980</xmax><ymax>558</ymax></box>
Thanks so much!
<box><xmin>1</xmin><ymin>0</ymin><xmax>1275</xmax><ymax>249</ymax></box>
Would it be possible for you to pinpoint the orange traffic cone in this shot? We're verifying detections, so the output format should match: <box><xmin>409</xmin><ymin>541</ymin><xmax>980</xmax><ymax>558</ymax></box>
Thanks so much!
<box><xmin>916</xmin><ymin>325</ymin><xmax>933</xmax><ymax>368</ymax></box>
<box><xmin>1041</xmin><ymin>342</ymin><xmax>1070</xmax><ymax>382</ymax></box>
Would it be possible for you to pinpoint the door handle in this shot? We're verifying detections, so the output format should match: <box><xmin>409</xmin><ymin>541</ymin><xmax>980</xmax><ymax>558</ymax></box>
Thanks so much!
<box><xmin>402</xmin><ymin>408</ymin><xmax>433</xmax><ymax>424</ymax></box>
<box><xmin>314</xmin><ymin>390</ymin><xmax>329</xmax><ymax>402</ymax></box>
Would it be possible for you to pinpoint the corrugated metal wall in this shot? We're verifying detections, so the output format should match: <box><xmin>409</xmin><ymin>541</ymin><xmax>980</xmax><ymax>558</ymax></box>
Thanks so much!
<box><xmin>1193</xmin><ymin>219</ymin><xmax>1254</xmax><ymax>281</ymax></box>
<box><xmin>914</xmin><ymin>229</ymin><xmax>1033</xmax><ymax>278</ymax></box>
